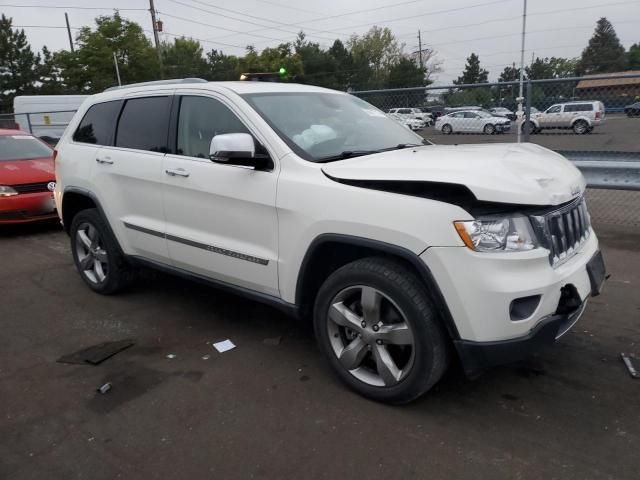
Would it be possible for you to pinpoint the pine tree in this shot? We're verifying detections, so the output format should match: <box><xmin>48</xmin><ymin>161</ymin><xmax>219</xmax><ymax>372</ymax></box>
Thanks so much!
<box><xmin>0</xmin><ymin>14</ymin><xmax>40</xmax><ymax>112</ymax></box>
<box><xmin>454</xmin><ymin>53</ymin><xmax>488</xmax><ymax>85</ymax></box>
<box><xmin>498</xmin><ymin>64</ymin><xmax>521</xmax><ymax>82</ymax></box>
<box><xmin>628</xmin><ymin>43</ymin><xmax>640</xmax><ymax>70</ymax></box>
<box><xmin>577</xmin><ymin>18</ymin><xmax>626</xmax><ymax>75</ymax></box>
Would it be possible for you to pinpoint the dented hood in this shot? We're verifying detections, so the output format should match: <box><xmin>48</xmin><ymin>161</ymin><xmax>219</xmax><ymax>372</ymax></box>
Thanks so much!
<box><xmin>321</xmin><ymin>143</ymin><xmax>585</xmax><ymax>206</ymax></box>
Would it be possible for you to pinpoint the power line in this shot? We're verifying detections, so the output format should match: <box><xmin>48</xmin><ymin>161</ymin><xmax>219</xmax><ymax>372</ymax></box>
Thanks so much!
<box><xmin>394</xmin><ymin>0</ymin><xmax>639</xmax><ymax>40</ymax></box>
<box><xmin>212</xmin><ymin>0</ymin><xmax>514</xmax><ymax>42</ymax></box>
<box><xmin>156</xmin><ymin>11</ymin><xmax>284</xmax><ymax>42</ymax></box>
<box><xmin>0</xmin><ymin>4</ymin><xmax>147</xmax><ymax>11</ymax></box>
<box><xmin>161</xmin><ymin>0</ymin><xmax>338</xmax><ymax>42</ymax></box>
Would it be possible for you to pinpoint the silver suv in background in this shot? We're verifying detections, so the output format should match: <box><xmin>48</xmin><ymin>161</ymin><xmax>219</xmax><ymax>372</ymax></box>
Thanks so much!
<box><xmin>525</xmin><ymin>101</ymin><xmax>605</xmax><ymax>134</ymax></box>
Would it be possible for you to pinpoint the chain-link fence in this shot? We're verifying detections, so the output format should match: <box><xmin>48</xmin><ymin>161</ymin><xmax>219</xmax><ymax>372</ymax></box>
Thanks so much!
<box><xmin>352</xmin><ymin>73</ymin><xmax>640</xmax><ymax>229</ymax></box>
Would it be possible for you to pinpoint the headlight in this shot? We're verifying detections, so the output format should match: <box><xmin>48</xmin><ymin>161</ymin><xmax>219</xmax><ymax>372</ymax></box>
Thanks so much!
<box><xmin>0</xmin><ymin>185</ymin><xmax>18</xmax><ymax>197</ymax></box>
<box><xmin>454</xmin><ymin>215</ymin><xmax>538</xmax><ymax>252</ymax></box>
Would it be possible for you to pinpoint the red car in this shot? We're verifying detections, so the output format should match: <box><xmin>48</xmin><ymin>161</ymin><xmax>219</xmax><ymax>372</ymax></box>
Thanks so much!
<box><xmin>0</xmin><ymin>129</ymin><xmax>57</xmax><ymax>224</ymax></box>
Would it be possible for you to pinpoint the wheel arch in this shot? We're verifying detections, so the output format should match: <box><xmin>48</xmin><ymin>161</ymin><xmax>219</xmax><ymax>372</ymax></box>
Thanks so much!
<box><xmin>295</xmin><ymin>234</ymin><xmax>460</xmax><ymax>340</ymax></box>
<box><xmin>61</xmin><ymin>187</ymin><xmax>125</xmax><ymax>255</ymax></box>
<box><xmin>570</xmin><ymin>116</ymin><xmax>590</xmax><ymax>126</ymax></box>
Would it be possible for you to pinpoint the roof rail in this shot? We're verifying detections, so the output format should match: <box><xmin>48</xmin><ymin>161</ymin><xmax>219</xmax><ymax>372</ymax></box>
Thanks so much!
<box><xmin>104</xmin><ymin>78</ymin><xmax>208</xmax><ymax>92</ymax></box>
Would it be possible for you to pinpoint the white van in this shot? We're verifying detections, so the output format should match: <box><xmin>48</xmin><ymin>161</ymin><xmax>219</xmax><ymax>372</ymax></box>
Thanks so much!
<box><xmin>13</xmin><ymin>95</ymin><xmax>88</xmax><ymax>143</ymax></box>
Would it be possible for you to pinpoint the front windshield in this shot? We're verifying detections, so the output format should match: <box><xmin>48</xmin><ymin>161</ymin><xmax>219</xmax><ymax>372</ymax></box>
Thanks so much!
<box><xmin>0</xmin><ymin>135</ymin><xmax>53</xmax><ymax>161</ymax></box>
<box><xmin>242</xmin><ymin>92</ymin><xmax>425</xmax><ymax>162</ymax></box>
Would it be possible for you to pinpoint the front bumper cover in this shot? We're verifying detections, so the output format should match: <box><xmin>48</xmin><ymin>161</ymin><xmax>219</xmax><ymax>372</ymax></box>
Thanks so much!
<box><xmin>453</xmin><ymin>250</ymin><xmax>606</xmax><ymax>376</ymax></box>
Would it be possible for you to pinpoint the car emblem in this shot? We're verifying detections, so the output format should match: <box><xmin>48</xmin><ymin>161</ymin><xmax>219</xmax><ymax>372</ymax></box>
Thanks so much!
<box><xmin>47</xmin><ymin>182</ymin><xmax>56</xmax><ymax>192</ymax></box>
<box><xmin>570</xmin><ymin>184</ymin><xmax>581</xmax><ymax>197</ymax></box>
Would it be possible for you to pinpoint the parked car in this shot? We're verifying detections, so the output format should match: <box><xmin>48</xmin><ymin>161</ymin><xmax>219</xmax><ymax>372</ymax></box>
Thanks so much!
<box><xmin>388</xmin><ymin>113</ymin><xmax>426</xmax><ymax>131</ymax></box>
<box><xmin>624</xmin><ymin>102</ymin><xmax>640</xmax><ymax>117</ymax></box>
<box><xmin>524</xmin><ymin>101</ymin><xmax>605</xmax><ymax>134</ymax></box>
<box><xmin>388</xmin><ymin>107</ymin><xmax>433</xmax><ymax>125</ymax></box>
<box><xmin>0</xmin><ymin>129</ymin><xmax>57</xmax><ymax>224</ymax></box>
<box><xmin>54</xmin><ymin>79</ymin><xmax>605</xmax><ymax>404</ymax></box>
<box><xmin>489</xmin><ymin>107</ymin><xmax>517</xmax><ymax>121</ymax></box>
<box><xmin>444</xmin><ymin>106</ymin><xmax>483</xmax><ymax>114</ymax></box>
<box><xmin>435</xmin><ymin>110</ymin><xmax>511</xmax><ymax>134</ymax></box>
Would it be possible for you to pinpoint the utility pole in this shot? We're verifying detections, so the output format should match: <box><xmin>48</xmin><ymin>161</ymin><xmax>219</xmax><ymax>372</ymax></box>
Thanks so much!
<box><xmin>516</xmin><ymin>0</ymin><xmax>527</xmax><ymax>144</ymax></box>
<box><xmin>417</xmin><ymin>29</ymin><xmax>423</xmax><ymax>69</ymax></box>
<box><xmin>64</xmin><ymin>13</ymin><xmax>74</xmax><ymax>52</ymax></box>
<box><xmin>149</xmin><ymin>0</ymin><xmax>163</xmax><ymax>78</ymax></box>
<box><xmin>113</xmin><ymin>52</ymin><xmax>122</xmax><ymax>86</ymax></box>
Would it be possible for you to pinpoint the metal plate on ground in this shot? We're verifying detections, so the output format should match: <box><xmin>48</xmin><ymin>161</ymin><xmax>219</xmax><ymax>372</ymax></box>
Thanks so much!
<box><xmin>57</xmin><ymin>339</ymin><xmax>135</xmax><ymax>365</ymax></box>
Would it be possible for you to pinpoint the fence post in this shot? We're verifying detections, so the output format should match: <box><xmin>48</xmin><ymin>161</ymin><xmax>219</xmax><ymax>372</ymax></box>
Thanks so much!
<box><xmin>524</xmin><ymin>80</ymin><xmax>532</xmax><ymax>142</ymax></box>
<box><xmin>26</xmin><ymin>113</ymin><xmax>33</xmax><ymax>134</ymax></box>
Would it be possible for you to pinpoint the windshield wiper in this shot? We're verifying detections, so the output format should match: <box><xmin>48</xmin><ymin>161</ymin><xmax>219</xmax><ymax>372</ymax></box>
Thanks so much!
<box><xmin>315</xmin><ymin>150</ymin><xmax>380</xmax><ymax>163</ymax></box>
<box><xmin>315</xmin><ymin>143</ymin><xmax>426</xmax><ymax>163</ymax></box>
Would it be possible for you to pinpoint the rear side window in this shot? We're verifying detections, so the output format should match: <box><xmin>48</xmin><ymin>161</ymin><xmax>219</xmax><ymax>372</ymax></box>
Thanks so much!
<box><xmin>73</xmin><ymin>101</ymin><xmax>121</xmax><ymax>145</ymax></box>
<box><xmin>565</xmin><ymin>104</ymin><xmax>593</xmax><ymax>112</ymax></box>
<box><xmin>115</xmin><ymin>96</ymin><xmax>170</xmax><ymax>152</ymax></box>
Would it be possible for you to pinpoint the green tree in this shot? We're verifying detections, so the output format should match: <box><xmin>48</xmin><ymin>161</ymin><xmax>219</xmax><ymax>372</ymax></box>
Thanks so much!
<box><xmin>61</xmin><ymin>13</ymin><xmax>160</xmax><ymax>92</ymax></box>
<box><xmin>327</xmin><ymin>39</ymin><xmax>353</xmax><ymax>90</ymax></box>
<box><xmin>36</xmin><ymin>46</ymin><xmax>67</xmax><ymax>94</ymax></box>
<box><xmin>206</xmin><ymin>49</ymin><xmax>239</xmax><ymax>80</ymax></box>
<box><xmin>348</xmin><ymin>26</ymin><xmax>401</xmax><ymax>89</ymax></box>
<box><xmin>498</xmin><ymin>64</ymin><xmax>522</xmax><ymax>82</ymax></box>
<box><xmin>294</xmin><ymin>32</ymin><xmax>338</xmax><ymax>88</ymax></box>
<box><xmin>386</xmin><ymin>57</ymin><xmax>425</xmax><ymax>88</ymax></box>
<box><xmin>628</xmin><ymin>43</ymin><xmax>640</xmax><ymax>70</ymax></box>
<box><xmin>162</xmin><ymin>37</ymin><xmax>207</xmax><ymax>79</ymax></box>
<box><xmin>454</xmin><ymin>53</ymin><xmax>488</xmax><ymax>85</ymax></box>
<box><xmin>577</xmin><ymin>18</ymin><xmax>626</xmax><ymax>75</ymax></box>
<box><xmin>0</xmin><ymin>14</ymin><xmax>40</xmax><ymax>112</ymax></box>
<box><xmin>526</xmin><ymin>57</ymin><xmax>577</xmax><ymax>79</ymax></box>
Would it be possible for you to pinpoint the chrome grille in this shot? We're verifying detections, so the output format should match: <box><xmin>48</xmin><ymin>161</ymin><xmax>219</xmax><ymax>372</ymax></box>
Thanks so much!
<box><xmin>532</xmin><ymin>197</ymin><xmax>591</xmax><ymax>267</ymax></box>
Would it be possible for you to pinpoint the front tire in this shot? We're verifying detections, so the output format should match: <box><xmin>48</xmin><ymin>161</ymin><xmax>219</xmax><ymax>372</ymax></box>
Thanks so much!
<box><xmin>441</xmin><ymin>124</ymin><xmax>452</xmax><ymax>135</ymax></box>
<box><xmin>313</xmin><ymin>257</ymin><xmax>449</xmax><ymax>404</ymax></box>
<box><xmin>70</xmin><ymin>208</ymin><xmax>134</xmax><ymax>294</ymax></box>
<box><xmin>483</xmin><ymin>123</ymin><xmax>496</xmax><ymax>135</ymax></box>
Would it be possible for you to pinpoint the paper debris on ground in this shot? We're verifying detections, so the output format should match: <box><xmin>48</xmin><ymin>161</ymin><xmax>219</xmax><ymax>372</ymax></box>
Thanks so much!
<box><xmin>166</xmin><ymin>353</ymin><xmax>177</xmax><ymax>359</ymax></box>
<box><xmin>213</xmin><ymin>339</ymin><xmax>236</xmax><ymax>353</ymax></box>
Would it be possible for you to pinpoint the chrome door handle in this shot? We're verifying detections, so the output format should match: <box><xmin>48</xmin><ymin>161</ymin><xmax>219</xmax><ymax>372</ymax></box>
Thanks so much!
<box><xmin>165</xmin><ymin>168</ymin><xmax>190</xmax><ymax>177</ymax></box>
<box><xmin>96</xmin><ymin>157</ymin><xmax>113</xmax><ymax>164</ymax></box>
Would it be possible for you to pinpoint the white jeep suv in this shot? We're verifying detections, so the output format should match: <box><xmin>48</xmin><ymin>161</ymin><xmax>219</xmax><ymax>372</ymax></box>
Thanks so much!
<box><xmin>54</xmin><ymin>79</ymin><xmax>606</xmax><ymax>404</ymax></box>
<box><xmin>525</xmin><ymin>101</ymin><xmax>605</xmax><ymax>134</ymax></box>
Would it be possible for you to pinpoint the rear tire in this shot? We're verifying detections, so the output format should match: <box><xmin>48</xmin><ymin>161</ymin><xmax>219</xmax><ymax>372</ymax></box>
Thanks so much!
<box><xmin>573</xmin><ymin>119</ymin><xmax>589</xmax><ymax>134</ymax></box>
<box><xmin>313</xmin><ymin>257</ymin><xmax>450</xmax><ymax>404</ymax></box>
<box><xmin>441</xmin><ymin>124</ymin><xmax>452</xmax><ymax>135</ymax></box>
<box><xmin>521</xmin><ymin>120</ymin><xmax>537</xmax><ymax>134</ymax></box>
<box><xmin>70</xmin><ymin>208</ymin><xmax>134</xmax><ymax>294</ymax></box>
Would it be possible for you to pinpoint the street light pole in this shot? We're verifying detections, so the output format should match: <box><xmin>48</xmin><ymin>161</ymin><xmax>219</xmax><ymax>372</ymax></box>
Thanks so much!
<box><xmin>517</xmin><ymin>0</ymin><xmax>527</xmax><ymax>143</ymax></box>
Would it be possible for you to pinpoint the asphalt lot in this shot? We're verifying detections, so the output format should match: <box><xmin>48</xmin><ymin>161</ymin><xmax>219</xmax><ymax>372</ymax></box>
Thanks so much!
<box><xmin>1</xmin><ymin>217</ymin><xmax>639</xmax><ymax>480</ymax></box>
<box><xmin>423</xmin><ymin>113</ymin><xmax>640</xmax><ymax>152</ymax></box>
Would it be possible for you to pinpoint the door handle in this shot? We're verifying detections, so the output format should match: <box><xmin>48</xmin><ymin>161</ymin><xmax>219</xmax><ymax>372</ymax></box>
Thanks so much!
<box><xmin>165</xmin><ymin>168</ymin><xmax>190</xmax><ymax>177</ymax></box>
<box><xmin>96</xmin><ymin>157</ymin><xmax>113</xmax><ymax>164</ymax></box>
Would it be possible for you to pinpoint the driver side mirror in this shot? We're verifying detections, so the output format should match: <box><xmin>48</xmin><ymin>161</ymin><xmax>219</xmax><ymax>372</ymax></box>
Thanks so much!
<box><xmin>209</xmin><ymin>133</ymin><xmax>272</xmax><ymax>170</ymax></box>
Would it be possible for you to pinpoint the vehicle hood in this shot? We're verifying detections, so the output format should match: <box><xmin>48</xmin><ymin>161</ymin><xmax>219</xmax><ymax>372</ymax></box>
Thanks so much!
<box><xmin>0</xmin><ymin>157</ymin><xmax>55</xmax><ymax>185</ymax></box>
<box><xmin>321</xmin><ymin>143</ymin><xmax>585</xmax><ymax>206</ymax></box>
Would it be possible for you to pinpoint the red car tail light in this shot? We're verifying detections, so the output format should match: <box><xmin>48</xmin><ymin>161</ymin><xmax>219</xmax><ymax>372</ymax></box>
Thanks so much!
<box><xmin>595</xmin><ymin>111</ymin><xmax>601</xmax><ymax>119</ymax></box>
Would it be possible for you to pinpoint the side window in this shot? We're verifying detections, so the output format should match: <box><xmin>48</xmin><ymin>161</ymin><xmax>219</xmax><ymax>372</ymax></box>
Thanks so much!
<box><xmin>176</xmin><ymin>96</ymin><xmax>250</xmax><ymax>158</ymax></box>
<box><xmin>547</xmin><ymin>105</ymin><xmax>561</xmax><ymax>114</ymax></box>
<box><xmin>73</xmin><ymin>101</ymin><xmax>121</xmax><ymax>145</ymax></box>
<box><xmin>464</xmin><ymin>112</ymin><xmax>477</xmax><ymax>118</ymax></box>
<box><xmin>451</xmin><ymin>112</ymin><xmax>464</xmax><ymax>118</ymax></box>
<box><xmin>115</xmin><ymin>96</ymin><xmax>170</xmax><ymax>152</ymax></box>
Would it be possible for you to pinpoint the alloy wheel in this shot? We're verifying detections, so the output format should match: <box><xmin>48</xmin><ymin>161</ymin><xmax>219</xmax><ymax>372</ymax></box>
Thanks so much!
<box><xmin>327</xmin><ymin>285</ymin><xmax>415</xmax><ymax>387</ymax></box>
<box><xmin>75</xmin><ymin>222</ymin><xmax>109</xmax><ymax>284</ymax></box>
